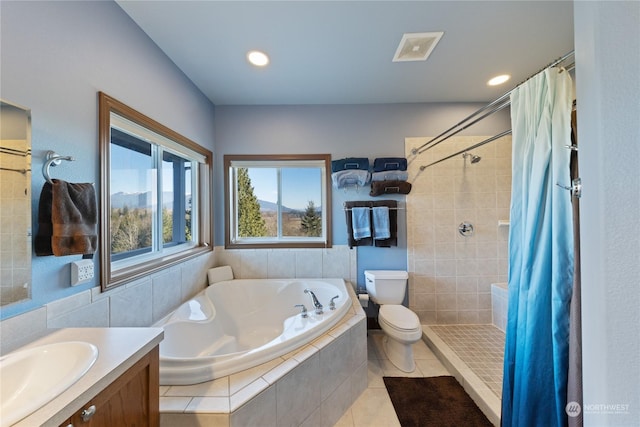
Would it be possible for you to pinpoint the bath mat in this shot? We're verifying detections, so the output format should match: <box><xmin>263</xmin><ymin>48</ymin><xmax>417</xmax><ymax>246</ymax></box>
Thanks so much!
<box><xmin>383</xmin><ymin>376</ymin><xmax>493</xmax><ymax>427</ymax></box>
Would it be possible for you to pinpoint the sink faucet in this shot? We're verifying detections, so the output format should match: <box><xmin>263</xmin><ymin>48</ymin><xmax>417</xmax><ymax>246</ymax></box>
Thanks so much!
<box><xmin>304</xmin><ymin>289</ymin><xmax>323</xmax><ymax>314</ymax></box>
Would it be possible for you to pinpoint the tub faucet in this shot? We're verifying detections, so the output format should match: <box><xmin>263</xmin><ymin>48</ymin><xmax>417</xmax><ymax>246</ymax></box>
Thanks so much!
<box><xmin>304</xmin><ymin>289</ymin><xmax>323</xmax><ymax>314</ymax></box>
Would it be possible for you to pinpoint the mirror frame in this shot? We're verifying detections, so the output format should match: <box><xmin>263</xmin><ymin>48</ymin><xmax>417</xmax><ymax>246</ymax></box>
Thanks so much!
<box><xmin>98</xmin><ymin>92</ymin><xmax>213</xmax><ymax>291</ymax></box>
<box><xmin>0</xmin><ymin>99</ymin><xmax>32</xmax><ymax>306</ymax></box>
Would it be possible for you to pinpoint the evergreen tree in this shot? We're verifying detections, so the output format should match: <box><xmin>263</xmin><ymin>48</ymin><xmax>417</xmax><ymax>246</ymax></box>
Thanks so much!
<box><xmin>237</xmin><ymin>168</ymin><xmax>267</xmax><ymax>237</ymax></box>
<box><xmin>300</xmin><ymin>200</ymin><xmax>322</xmax><ymax>237</ymax></box>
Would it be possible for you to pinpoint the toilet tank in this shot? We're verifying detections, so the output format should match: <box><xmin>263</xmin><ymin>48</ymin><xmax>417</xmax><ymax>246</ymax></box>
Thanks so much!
<box><xmin>364</xmin><ymin>270</ymin><xmax>409</xmax><ymax>304</ymax></box>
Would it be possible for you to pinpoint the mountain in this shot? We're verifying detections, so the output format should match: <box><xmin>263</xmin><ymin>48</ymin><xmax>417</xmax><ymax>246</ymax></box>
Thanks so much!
<box><xmin>258</xmin><ymin>199</ymin><xmax>298</xmax><ymax>213</ymax></box>
<box><xmin>111</xmin><ymin>191</ymin><xmax>190</xmax><ymax>210</ymax></box>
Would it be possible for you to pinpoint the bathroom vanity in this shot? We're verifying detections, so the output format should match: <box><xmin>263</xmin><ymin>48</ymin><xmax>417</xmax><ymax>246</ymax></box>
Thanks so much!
<box><xmin>8</xmin><ymin>327</ymin><xmax>163</xmax><ymax>427</ymax></box>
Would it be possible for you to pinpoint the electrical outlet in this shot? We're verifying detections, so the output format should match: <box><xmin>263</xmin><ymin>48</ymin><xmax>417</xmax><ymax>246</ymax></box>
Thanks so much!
<box><xmin>71</xmin><ymin>259</ymin><xmax>94</xmax><ymax>286</ymax></box>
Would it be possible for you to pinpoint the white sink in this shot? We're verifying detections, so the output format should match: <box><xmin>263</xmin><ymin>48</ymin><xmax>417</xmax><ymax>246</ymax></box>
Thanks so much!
<box><xmin>0</xmin><ymin>341</ymin><xmax>98</xmax><ymax>427</ymax></box>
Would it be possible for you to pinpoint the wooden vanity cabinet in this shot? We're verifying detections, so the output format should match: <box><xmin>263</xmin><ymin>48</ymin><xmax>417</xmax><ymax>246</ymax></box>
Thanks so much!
<box><xmin>60</xmin><ymin>346</ymin><xmax>159</xmax><ymax>427</ymax></box>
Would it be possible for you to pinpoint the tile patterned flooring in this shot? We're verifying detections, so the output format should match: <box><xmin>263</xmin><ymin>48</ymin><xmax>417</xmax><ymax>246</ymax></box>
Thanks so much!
<box><xmin>333</xmin><ymin>330</ymin><xmax>451</xmax><ymax>426</ymax></box>
<box><xmin>429</xmin><ymin>324</ymin><xmax>506</xmax><ymax>398</ymax></box>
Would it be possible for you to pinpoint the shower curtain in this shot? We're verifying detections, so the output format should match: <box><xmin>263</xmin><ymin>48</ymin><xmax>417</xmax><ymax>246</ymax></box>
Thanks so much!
<box><xmin>502</xmin><ymin>67</ymin><xmax>574</xmax><ymax>427</ymax></box>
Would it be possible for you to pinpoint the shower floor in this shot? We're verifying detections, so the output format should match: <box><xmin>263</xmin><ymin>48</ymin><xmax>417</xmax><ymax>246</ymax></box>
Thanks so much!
<box><xmin>422</xmin><ymin>324</ymin><xmax>505</xmax><ymax>425</ymax></box>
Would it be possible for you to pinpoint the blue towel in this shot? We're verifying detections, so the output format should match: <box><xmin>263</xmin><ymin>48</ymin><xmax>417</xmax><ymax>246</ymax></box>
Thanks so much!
<box><xmin>351</xmin><ymin>207</ymin><xmax>371</xmax><ymax>240</ymax></box>
<box><xmin>331</xmin><ymin>170</ymin><xmax>371</xmax><ymax>188</ymax></box>
<box><xmin>372</xmin><ymin>206</ymin><xmax>390</xmax><ymax>240</ymax></box>
<box><xmin>371</xmin><ymin>171</ymin><xmax>409</xmax><ymax>182</ymax></box>
<box><xmin>373</xmin><ymin>157</ymin><xmax>407</xmax><ymax>172</ymax></box>
<box><xmin>331</xmin><ymin>157</ymin><xmax>369</xmax><ymax>173</ymax></box>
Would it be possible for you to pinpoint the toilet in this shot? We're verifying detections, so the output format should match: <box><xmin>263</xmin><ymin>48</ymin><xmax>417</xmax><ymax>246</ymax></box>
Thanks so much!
<box><xmin>364</xmin><ymin>270</ymin><xmax>422</xmax><ymax>372</ymax></box>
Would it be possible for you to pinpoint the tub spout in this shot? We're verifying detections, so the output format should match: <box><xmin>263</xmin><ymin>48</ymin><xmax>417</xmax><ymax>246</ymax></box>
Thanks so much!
<box><xmin>304</xmin><ymin>289</ymin><xmax>323</xmax><ymax>314</ymax></box>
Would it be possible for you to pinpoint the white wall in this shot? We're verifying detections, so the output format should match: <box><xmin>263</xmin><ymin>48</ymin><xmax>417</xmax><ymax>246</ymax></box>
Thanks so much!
<box><xmin>575</xmin><ymin>1</ymin><xmax>640</xmax><ymax>425</ymax></box>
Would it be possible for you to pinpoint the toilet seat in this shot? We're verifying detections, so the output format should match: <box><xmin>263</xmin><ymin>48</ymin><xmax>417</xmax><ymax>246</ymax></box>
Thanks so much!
<box><xmin>379</xmin><ymin>304</ymin><xmax>420</xmax><ymax>332</ymax></box>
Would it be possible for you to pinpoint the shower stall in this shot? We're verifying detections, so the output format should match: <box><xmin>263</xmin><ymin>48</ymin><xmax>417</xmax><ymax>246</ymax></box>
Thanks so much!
<box><xmin>404</xmin><ymin>133</ymin><xmax>512</xmax><ymax>422</ymax></box>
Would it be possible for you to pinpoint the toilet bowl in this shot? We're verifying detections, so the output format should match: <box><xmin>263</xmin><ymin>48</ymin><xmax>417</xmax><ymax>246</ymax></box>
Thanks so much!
<box><xmin>364</xmin><ymin>270</ymin><xmax>422</xmax><ymax>372</ymax></box>
<box><xmin>378</xmin><ymin>304</ymin><xmax>422</xmax><ymax>372</ymax></box>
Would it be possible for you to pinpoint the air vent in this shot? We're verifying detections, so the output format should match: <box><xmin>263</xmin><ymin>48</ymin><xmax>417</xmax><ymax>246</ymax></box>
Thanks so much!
<box><xmin>392</xmin><ymin>32</ymin><xmax>444</xmax><ymax>62</ymax></box>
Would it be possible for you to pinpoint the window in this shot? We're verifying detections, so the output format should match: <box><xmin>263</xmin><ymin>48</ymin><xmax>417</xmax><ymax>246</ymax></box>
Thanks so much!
<box><xmin>224</xmin><ymin>154</ymin><xmax>332</xmax><ymax>248</ymax></box>
<box><xmin>99</xmin><ymin>92</ymin><xmax>212</xmax><ymax>290</ymax></box>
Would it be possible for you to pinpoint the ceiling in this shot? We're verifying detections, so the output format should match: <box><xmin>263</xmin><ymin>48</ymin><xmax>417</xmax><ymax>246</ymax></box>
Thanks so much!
<box><xmin>116</xmin><ymin>1</ymin><xmax>574</xmax><ymax>106</ymax></box>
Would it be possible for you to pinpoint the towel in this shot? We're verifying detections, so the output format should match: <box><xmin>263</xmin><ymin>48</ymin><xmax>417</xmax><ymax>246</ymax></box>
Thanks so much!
<box><xmin>344</xmin><ymin>200</ymin><xmax>397</xmax><ymax>248</ymax></box>
<box><xmin>371</xmin><ymin>171</ymin><xmax>409</xmax><ymax>182</ymax></box>
<box><xmin>372</xmin><ymin>206</ymin><xmax>390</xmax><ymax>240</ymax></box>
<box><xmin>372</xmin><ymin>157</ymin><xmax>407</xmax><ymax>172</ymax></box>
<box><xmin>331</xmin><ymin>157</ymin><xmax>369</xmax><ymax>173</ymax></box>
<box><xmin>35</xmin><ymin>179</ymin><xmax>97</xmax><ymax>257</ymax></box>
<box><xmin>331</xmin><ymin>170</ymin><xmax>371</xmax><ymax>188</ymax></box>
<box><xmin>370</xmin><ymin>180</ymin><xmax>412</xmax><ymax>197</ymax></box>
<box><xmin>351</xmin><ymin>207</ymin><xmax>371</xmax><ymax>240</ymax></box>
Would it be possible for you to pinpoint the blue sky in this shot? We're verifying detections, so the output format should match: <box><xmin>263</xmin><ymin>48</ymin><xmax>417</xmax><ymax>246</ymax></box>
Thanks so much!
<box><xmin>248</xmin><ymin>167</ymin><xmax>321</xmax><ymax>210</ymax></box>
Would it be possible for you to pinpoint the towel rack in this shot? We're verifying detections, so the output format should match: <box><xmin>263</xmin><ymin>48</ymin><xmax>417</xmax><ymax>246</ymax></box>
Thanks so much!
<box><xmin>343</xmin><ymin>203</ymin><xmax>404</xmax><ymax>211</ymax></box>
<box><xmin>42</xmin><ymin>150</ymin><xmax>75</xmax><ymax>184</ymax></box>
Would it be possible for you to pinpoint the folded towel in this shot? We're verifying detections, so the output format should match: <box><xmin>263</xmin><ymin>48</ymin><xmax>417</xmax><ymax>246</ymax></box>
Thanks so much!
<box><xmin>331</xmin><ymin>170</ymin><xmax>371</xmax><ymax>188</ymax></box>
<box><xmin>373</xmin><ymin>157</ymin><xmax>407</xmax><ymax>172</ymax></box>
<box><xmin>370</xmin><ymin>180</ymin><xmax>412</xmax><ymax>197</ymax></box>
<box><xmin>331</xmin><ymin>157</ymin><xmax>369</xmax><ymax>173</ymax></box>
<box><xmin>351</xmin><ymin>207</ymin><xmax>371</xmax><ymax>240</ymax></box>
<box><xmin>35</xmin><ymin>179</ymin><xmax>97</xmax><ymax>257</ymax></box>
<box><xmin>371</xmin><ymin>171</ymin><xmax>409</xmax><ymax>182</ymax></box>
<box><xmin>372</xmin><ymin>206</ymin><xmax>390</xmax><ymax>240</ymax></box>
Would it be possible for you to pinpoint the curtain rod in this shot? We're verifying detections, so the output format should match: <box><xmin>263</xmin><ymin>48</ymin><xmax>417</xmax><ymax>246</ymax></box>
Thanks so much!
<box><xmin>411</xmin><ymin>50</ymin><xmax>575</xmax><ymax>155</ymax></box>
<box><xmin>419</xmin><ymin>130</ymin><xmax>512</xmax><ymax>171</ymax></box>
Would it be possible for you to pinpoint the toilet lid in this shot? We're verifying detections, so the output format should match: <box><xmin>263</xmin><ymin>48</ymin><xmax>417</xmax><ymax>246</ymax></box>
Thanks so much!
<box><xmin>379</xmin><ymin>305</ymin><xmax>420</xmax><ymax>331</ymax></box>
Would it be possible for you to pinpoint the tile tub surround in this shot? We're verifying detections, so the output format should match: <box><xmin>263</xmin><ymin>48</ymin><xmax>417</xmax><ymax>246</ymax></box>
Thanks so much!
<box><xmin>491</xmin><ymin>283</ymin><xmax>508</xmax><ymax>332</ymax></box>
<box><xmin>159</xmin><ymin>284</ymin><xmax>367</xmax><ymax>427</ymax></box>
<box><xmin>422</xmin><ymin>325</ymin><xmax>503</xmax><ymax>426</ymax></box>
<box><xmin>405</xmin><ymin>136</ymin><xmax>512</xmax><ymax>325</ymax></box>
<box><xmin>212</xmin><ymin>245</ymin><xmax>358</xmax><ymax>284</ymax></box>
<box><xmin>0</xmin><ymin>253</ymin><xmax>215</xmax><ymax>354</ymax></box>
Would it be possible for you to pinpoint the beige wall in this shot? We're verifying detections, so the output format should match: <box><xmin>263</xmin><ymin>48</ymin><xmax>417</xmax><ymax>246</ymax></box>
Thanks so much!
<box><xmin>405</xmin><ymin>135</ymin><xmax>511</xmax><ymax>324</ymax></box>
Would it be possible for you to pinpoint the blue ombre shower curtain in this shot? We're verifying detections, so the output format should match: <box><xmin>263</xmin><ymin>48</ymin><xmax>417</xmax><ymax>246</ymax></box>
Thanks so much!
<box><xmin>502</xmin><ymin>67</ymin><xmax>574</xmax><ymax>427</ymax></box>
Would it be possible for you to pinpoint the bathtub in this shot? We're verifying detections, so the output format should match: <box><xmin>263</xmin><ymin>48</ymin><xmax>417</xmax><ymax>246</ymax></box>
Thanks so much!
<box><xmin>154</xmin><ymin>278</ymin><xmax>352</xmax><ymax>385</ymax></box>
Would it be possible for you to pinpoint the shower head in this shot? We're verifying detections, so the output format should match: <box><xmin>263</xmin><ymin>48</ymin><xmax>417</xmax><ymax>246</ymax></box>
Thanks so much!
<box><xmin>462</xmin><ymin>152</ymin><xmax>482</xmax><ymax>164</ymax></box>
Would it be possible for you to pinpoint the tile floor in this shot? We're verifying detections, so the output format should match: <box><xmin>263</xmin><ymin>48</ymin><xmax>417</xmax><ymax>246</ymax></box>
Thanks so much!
<box><xmin>429</xmin><ymin>325</ymin><xmax>505</xmax><ymax>397</ymax></box>
<box><xmin>332</xmin><ymin>330</ymin><xmax>451</xmax><ymax>427</ymax></box>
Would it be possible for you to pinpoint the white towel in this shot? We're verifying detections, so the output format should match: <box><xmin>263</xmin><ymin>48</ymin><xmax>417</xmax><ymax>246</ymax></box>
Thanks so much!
<box><xmin>331</xmin><ymin>170</ymin><xmax>371</xmax><ymax>188</ymax></box>
<box><xmin>372</xmin><ymin>206</ymin><xmax>390</xmax><ymax>240</ymax></box>
<box><xmin>351</xmin><ymin>207</ymin><xmax>371</xmax><ymax>240</ymax></box>
<box><xmin>371</xmin><ymin>171</ymin><xmax>409</xmax><ymax>182</ymax></box>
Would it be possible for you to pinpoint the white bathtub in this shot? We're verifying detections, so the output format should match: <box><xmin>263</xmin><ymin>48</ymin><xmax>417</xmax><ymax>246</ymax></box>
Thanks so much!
<box><xmin>154</xmin><ymin>278</ymin><xmax>352</xmax><ymax>385</ymax></box>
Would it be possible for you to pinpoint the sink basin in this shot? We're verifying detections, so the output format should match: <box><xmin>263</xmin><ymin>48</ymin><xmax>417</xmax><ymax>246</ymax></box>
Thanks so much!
<box><xmin>0</xmin><ymin>341</ymin><xmax>98</xmax><ymax>427</ymax></box>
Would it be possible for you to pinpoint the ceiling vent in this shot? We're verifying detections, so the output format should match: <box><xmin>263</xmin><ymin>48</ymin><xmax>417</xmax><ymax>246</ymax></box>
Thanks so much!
<box><xmin>392</xmin><ymin>32</ymin><xmax>444</xmax><ymax>62</ymax></box>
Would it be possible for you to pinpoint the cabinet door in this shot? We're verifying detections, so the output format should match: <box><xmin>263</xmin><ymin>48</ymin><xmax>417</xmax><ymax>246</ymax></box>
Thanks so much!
<box><xmin>65</xmin><ymin>346</ymin><xmax>159</xmax><ymax>427</ymax></box>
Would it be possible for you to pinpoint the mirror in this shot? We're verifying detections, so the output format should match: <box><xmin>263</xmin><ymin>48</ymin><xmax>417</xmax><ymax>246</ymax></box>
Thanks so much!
<box><xmin>0</xmin><ymin>100</ymin><xmax>32</xmax><ymax>306</ymax></box>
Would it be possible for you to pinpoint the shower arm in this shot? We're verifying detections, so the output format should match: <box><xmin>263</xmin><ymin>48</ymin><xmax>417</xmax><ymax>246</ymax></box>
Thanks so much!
<box><xmin>419</xmin><ymin>130</ymin><xmax>512</xmax><ymax>171</ymax></box>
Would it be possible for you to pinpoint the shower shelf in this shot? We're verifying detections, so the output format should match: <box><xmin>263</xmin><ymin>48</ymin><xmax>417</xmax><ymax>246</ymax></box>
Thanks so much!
<box><xmin>498</xmin><ymin>220</ymin><xmax>510</xmax><ymax>227</ymax></box>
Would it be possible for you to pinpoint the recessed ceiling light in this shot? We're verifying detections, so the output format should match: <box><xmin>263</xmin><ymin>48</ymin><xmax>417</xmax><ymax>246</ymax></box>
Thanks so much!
<box><xmin>488</xmin><ymin>74</ymin><xmax>510</xmax><ymax>86</ymax></box>
<box><xmin>247</xmin><ymin>50</ymin><xmax>269</xmax><ymax>67</ymax></box>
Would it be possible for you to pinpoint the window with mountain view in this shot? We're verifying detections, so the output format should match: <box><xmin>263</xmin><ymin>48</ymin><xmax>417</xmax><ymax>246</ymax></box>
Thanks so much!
<box><xmin>99</xmin><ymin>92</ymin><xmax>212</xmax><ymax>290</ymax></box>
<box><xmin>224</xmin><ymin>154</ymin><xmax>332</xmax><ymax>249</ymax></box>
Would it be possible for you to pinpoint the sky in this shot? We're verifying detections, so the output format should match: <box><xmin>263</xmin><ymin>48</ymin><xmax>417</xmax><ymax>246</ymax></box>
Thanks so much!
<box><xmin>248</xmin><ymin>167</ymin><xmax>321</xmax><ymax>210</ymax></box>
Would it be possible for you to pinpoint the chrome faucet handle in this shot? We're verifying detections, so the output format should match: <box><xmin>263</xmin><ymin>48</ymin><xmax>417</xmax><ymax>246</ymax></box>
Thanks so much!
<box><xmin>294</xmin><ymin>304</ymin><xmax>308</xmax><ymax>318</ymax></box>
<box><xmin>329</xmin><ymin>295</ymin><xmax>339</xmax><ymax>310</ymax></box>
